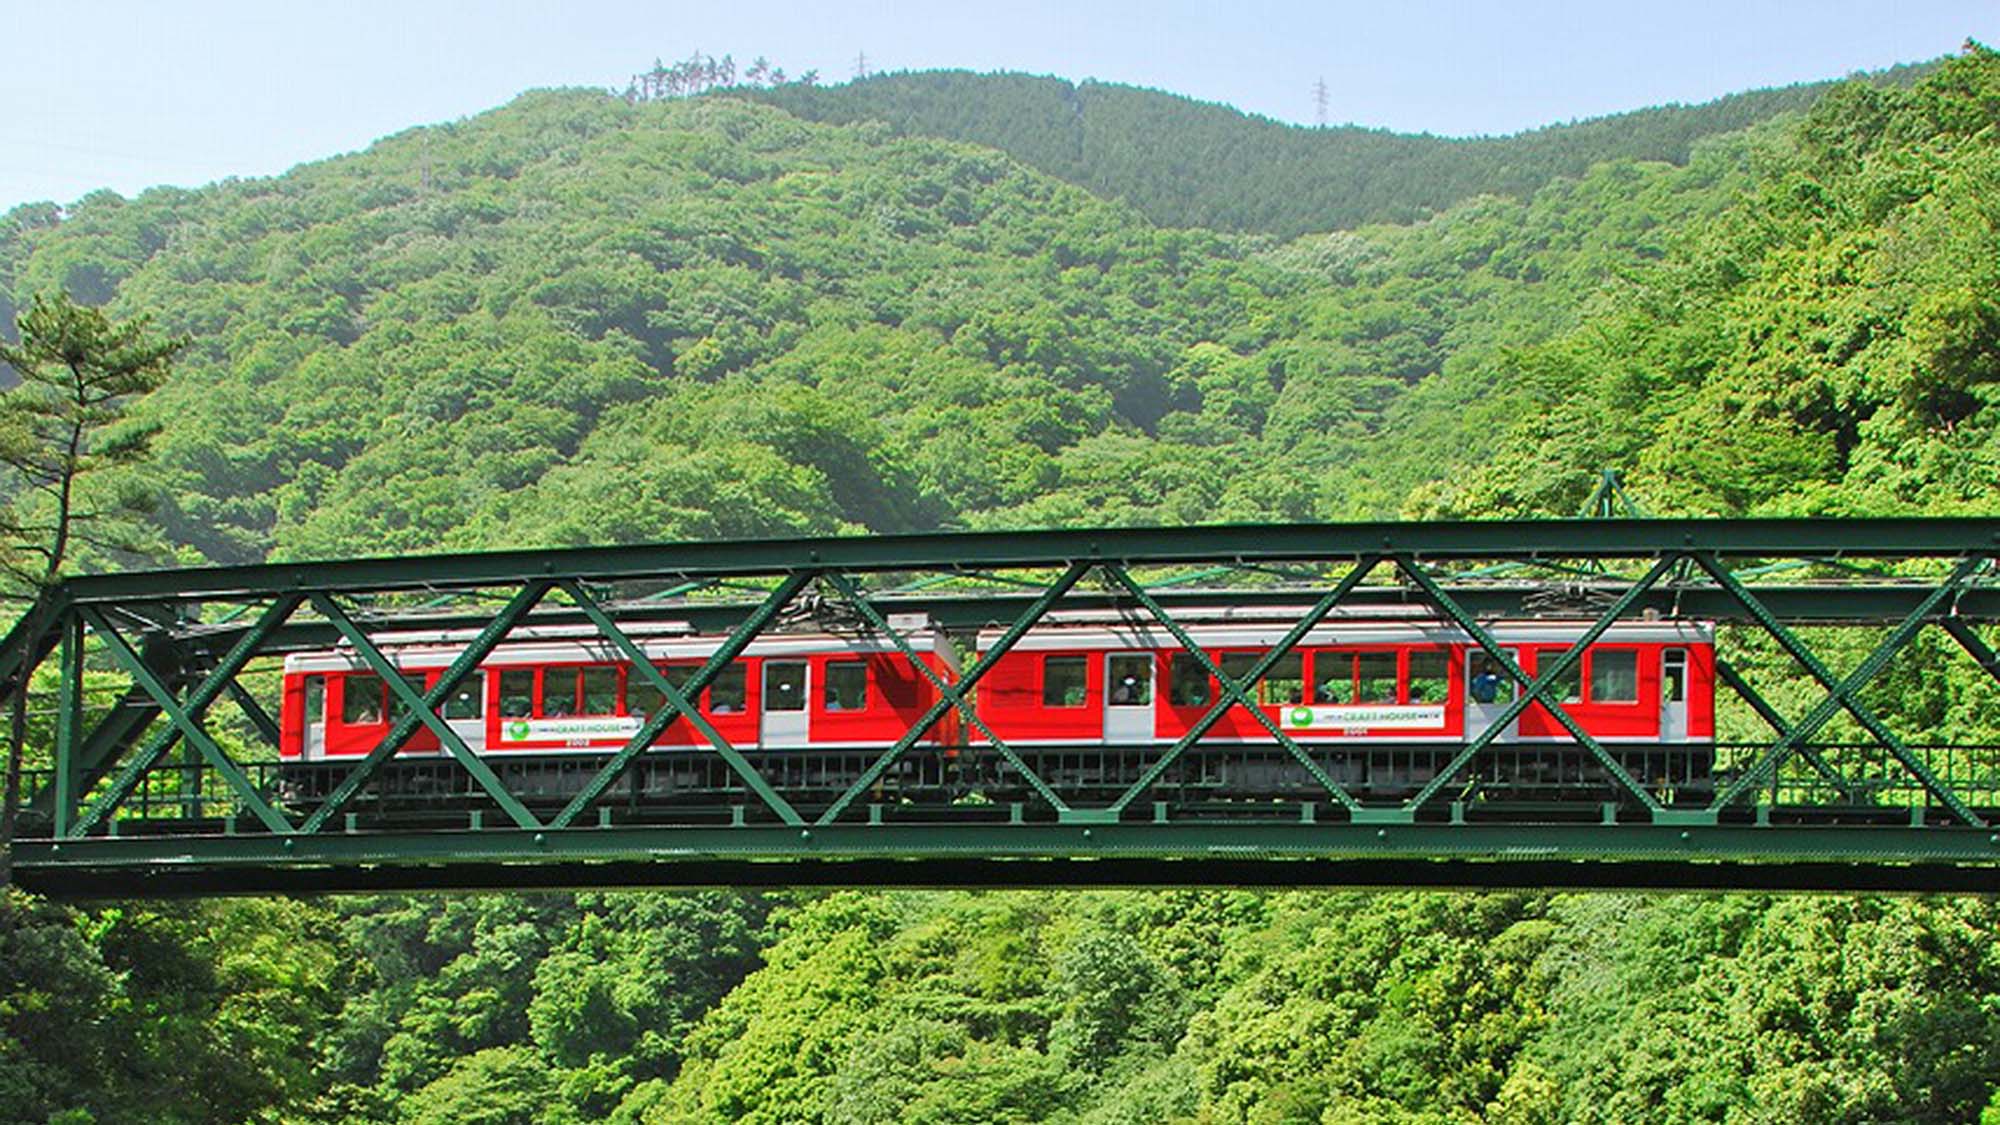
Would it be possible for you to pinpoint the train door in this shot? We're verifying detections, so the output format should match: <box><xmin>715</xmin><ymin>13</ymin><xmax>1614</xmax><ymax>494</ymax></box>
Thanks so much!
<box><xmin>302</xmin><ymin>675</ymin><xmax>327</xmax><ymax>759</ymax></box>
<box><xmin>1464</xmin><ymin>648</ymin><xmax>1519</xmax><ymax>743</ymax></box>
<box><xmin>761</xmin><ymin>660</ymin><xmax>810</xmax><ymax>748</ymax></box>
<box><xmin>1104</xmin><ymin>652</ymin><xmax>1155</xmax><ymax>744</ymax></box>
<box><xmin>1660</xmin><ymin>649</ymin><xmax>1689</xmax><ymax>742</ymax></box>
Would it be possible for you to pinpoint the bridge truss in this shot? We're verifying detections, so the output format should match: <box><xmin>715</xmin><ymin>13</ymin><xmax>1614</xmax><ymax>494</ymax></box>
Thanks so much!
<box><xmin>5</xmin><ymin>519</ymin><xmax>2000</xmax><ymax>896</ymax></box>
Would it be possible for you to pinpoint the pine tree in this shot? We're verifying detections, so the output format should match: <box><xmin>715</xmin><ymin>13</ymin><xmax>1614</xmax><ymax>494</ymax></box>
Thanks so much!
<box><xmin>0</xmin><ymin>292</ymin><xmax>184</xmax><ymax>588</ymax></box>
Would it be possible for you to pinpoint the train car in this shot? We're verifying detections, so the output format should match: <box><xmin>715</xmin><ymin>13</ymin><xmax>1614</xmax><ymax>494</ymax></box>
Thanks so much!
<box><xmin>970</xmin><ymin>609</ymin><xmax>1715</xmax><ymax>797</ymax></box>
<box><xmin>972</xmin><ymin>610</ymin><xmax>1714</xmax><ymax>746</ymax></box>
<box><xmin>277</xmin><ymin>616</ymin><xmax>961</xmax><ymax>765</ymax></box>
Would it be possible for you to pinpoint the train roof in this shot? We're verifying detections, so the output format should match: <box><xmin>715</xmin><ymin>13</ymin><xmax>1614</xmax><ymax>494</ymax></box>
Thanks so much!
<box><xmin>283</xmin><ymin>615</ymin><xmax>952</xmax><ymax>674</ymax></box>
<box><xmin>974</xmin><ymin>612</ymin><xmax>1713</xmax><ymax>651</ymax></box>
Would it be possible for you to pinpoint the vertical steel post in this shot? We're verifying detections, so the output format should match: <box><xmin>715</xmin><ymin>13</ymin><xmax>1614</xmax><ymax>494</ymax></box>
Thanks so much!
<box><xmin>52</xmin><ymin>613</ymin><xmax>84</xmax><ymax>838</ymax></box>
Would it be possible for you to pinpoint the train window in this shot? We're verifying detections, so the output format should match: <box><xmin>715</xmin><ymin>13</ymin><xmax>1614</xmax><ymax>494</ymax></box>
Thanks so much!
<box><xmin>765</xmin><ymin>662</ymin><xmax>807</xmax><ymax>712</ymax></box>
<box><xmin>1590</xmin><ymin>650</ymin><xmax>1639</xmax><ymax>703</ymax></box>
<box><xmin>1314</xmin><ymin>652</ymin><xmax>1353</xmax><ymax>703</ymax></box>
<box><xmin>1259</xmin><ymin>652</ymin><xmax>1304</xmax><ymax>705</ymax></box>
<box><xmin>1663</xmin><ymin>649</ymin><xmax>1687</xmax><ymax>703</ymax></box>
<box><xmin>1169</xmin><ymin>654</ymin><xmax>1211</xmax><ymax>706</ymax></box>
<box><xmin>627</xmin><ymin>667</ymin><xmax>663</xmax><ymax>718</ymax></box>
<box><xmin>825</xmin><ymin>662</ymin><xmax>869</xmax><ymax>711</ymax></box>
<box><xmin>1042</xmin><ymin>657</ymin><xmax>1088</xmax><ymax>707</ymax></box>
<box><xmin>303</xmin><ymin>675</ymin><xmax>325</xmax><ymax>724</ymax></box>
<box><xmin>1108</xmin><ymin>655</ymin><xmax>1152</xmax><ymax>706</ymax></box>
<box><xmin>1544</xmin><ymin>650</ymin><xmax>1582</xmax><ymax>705</ymax></box>
<box><xmin>1407</xmin><ymin>652</ymin><xmax>1449</xmax><ymax>704</ymax></box>
<box><xmin>633</xmin><ymin>664</ymin><xmax>705</xmax><ymax>716</ymax></box>
<box><xmin>387</xmin><ymin>672</ymin><xmax>425</xmax><ymax>723</ymax></box>
<box><xmin>1218</xmin><ymin>653</ymin><xmax>1258</xmax><ymax>697</ymax></box>
<box><xmin>580</xmin><ymin>668</ymin><xmax>619</xmax><ymax>715</ymax></box>
<box><xmin>442</xmin><ymin>673</ymin><xmax>484</xmax><ymax>720</ymax></box>
<box><xmin>1468</xmin><ymin>652</ymin><xmax>1515</xmax><ymax>703</ymax></box>
<box><xmin>709</xmin><ymin>663</ymin><xmax>747</xmax><ymax>713</ymax></box>
<box><xmin>342</xmin><ymin>675</ymin><xmax>386</xmax><ymax>724</ymax></box>
<box><xmin>499</xmin><ymin>670</ymin><xmax>535</xmax><ymax>718</ymax></box>
<box><xmin>544</xmin><ymin>668</ymin><xmax>581</xmax><ymax>717</ymax></box>
<box><xmin>1358</xmin><ymin>653</ymin><xmax>1398</xmax><ymax>704</ymax></box>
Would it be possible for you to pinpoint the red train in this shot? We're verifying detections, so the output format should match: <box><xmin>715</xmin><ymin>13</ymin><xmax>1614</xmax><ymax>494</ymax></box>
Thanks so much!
<box><xmin>278</xmin><ymin>610</ymin><xmax>1715</xmax><ymax>801</ymax></box>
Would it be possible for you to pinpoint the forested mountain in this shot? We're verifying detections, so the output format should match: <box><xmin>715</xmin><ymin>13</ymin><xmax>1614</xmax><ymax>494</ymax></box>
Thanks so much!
<box><xmin>740</xmin><ymin>63</ymin><xmax>1933</xmax><ymax>235</ymax></box>
<box><xmin>3</xmin><ymin>45</ymin><xmax>2000</xmax><ymax>1125</ymax></box>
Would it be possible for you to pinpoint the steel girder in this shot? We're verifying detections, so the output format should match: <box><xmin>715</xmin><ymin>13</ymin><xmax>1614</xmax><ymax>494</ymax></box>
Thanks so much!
<box><xmin>4</xmin><ymin>518</ymin><xmax>2000</xmax><ymax>897</ymax></box>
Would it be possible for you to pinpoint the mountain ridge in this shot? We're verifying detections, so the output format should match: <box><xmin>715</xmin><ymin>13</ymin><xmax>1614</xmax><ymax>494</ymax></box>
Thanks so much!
<box><xmin>731</xmin><ymin>60</ymin><xmax>1939</xmax><ymax>235</ymax></box>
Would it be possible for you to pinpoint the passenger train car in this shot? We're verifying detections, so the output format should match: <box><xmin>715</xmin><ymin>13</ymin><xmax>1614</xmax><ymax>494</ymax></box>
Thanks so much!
<box><xmin>277</xmin><ymin>610</ymin><xmax>1716</xmax><ymax>802</ymax></box>
<box><xmin>973</xmin><ymin>612</ymin><xmax>1713</xmax><ymax>747</ymax></box>
<box><xmin>278</xmin><ymin>617</ymin><xmax>961</xmax><ymax>762</ymax></box>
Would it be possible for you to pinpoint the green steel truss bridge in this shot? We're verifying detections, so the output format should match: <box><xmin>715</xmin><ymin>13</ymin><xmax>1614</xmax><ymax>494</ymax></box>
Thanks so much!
<box><xmin>6</xmin><ymin>518</ymin><xmax>2000</xmax><ymax>898</ymax></box>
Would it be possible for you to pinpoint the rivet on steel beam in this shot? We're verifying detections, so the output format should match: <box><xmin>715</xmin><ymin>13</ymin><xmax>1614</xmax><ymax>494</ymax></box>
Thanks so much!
<box><xmin>48</xmin><ymin>844</ymin><xmax>59</xmax><ymax>854</ymax></box>
<box><xmin>533</xmin><ymin>833</ymin><xmax>547</xmax><ymax>846</ymax></box>
<box><xmin>1081</xmin><ymin>828</ymin><xmax>1093</xmax><ymax>839</ymax></box>
<box><xmin>1377</xmin><ymin>828</ymin><xmax>1388</xmax><ymax>840</ymax></box>
<box><xmin>1990</xmin><ymin>834</ymin><xmax>1999</xmax><ymax>845</ymax></box>
<box><xmin>1680</xmin><ymin>831</ymin><xmax>1692</xmax><ymax>842</ymax></box>
<box><xmin>800</xmin><ymin>829</ymin><xmax>812</xmax><ymax>840</ymax></box>
<box><xmin>282</xmin><ymin>838</ymin><xmax>295</xmax><ymax>851</ymax></box>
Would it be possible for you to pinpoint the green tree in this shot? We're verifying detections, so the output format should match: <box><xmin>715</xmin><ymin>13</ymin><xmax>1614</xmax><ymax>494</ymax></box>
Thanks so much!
<box><xmin>0</xmin><ymin>291</ymin><xmax>184</xmax><ymax>587</ymax></box>
<box><xmin>400</xmin><ymin>1046</ymin><xmax>561</xmax><ymax>1125</ymax></box>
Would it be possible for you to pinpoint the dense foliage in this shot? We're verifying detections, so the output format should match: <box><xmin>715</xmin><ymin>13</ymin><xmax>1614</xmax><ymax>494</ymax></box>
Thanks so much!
<box><xmin>2</xmin><ymin>46</ymin><xmax>2000</xmax><ymax>1124</ymax></box>
<box><xmin>8</xmin><ymin>889</ymin><xmax>1999</xmax><ymax>1123</ymax></box>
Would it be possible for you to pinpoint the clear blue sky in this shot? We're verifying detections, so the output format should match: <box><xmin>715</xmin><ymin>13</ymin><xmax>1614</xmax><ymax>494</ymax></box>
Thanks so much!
<box><xmin>1</xmin><ymin>0</ymin><xmax>1991</xmax><ymax>213</ymax></box>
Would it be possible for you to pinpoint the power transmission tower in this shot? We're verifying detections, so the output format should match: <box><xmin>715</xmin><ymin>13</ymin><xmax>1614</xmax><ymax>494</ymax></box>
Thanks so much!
<box><xmin>855</xmin><ymin>50</ymin><xmax>869</xmax><ymax>79</ymax></box>
<box><xmin>1313</xmin><ymin>77</ymin><xmax>1329</xmax><ymax>127</ymax></box>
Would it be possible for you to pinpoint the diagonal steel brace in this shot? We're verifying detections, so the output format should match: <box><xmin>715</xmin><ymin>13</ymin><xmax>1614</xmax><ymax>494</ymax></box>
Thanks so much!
<box><xmin>226</xmin><ymin>681</ymin><xmax>283</xmax><ymax>749</ymax></box>
<box><xmin>77</xmin><ymin>607</ymin><xmax>295</xmax><ymax>835</ymax></box>
<box><xmin>552</xmin><ymin>577</ymin><xmax>809</xmax><ymax>829</ymax></box>
<box><xmin>311</xmin><ymin>594</ymin><xmax>542</xmax><ymax>830</ymax></box>
<box><xmin>821</xmin><ymin>571</ymin><xmax>1070</xmax><ymax>815</ymax></box>
<box><xmin>1102</xmin><ymin>559</ymin><xmax>1381</xmax><ymax>815</ymax></box>
<box><xmin>1706</xmin><ymin>556</ymin><xmax>1985</xmax><ymax>824</ymax></box>
<box><xmin>301</xmin><ymin>581</ymin><xmax>556</xmax><ymax>833</ymax></box>
<box><xmin>818</xmin><ymin>562</ymin><xmax>1092</xmax><ymax>825</ymax></box>
<box><xmin>71</xmin><ymin>597</ymin><xmax>303</xmax><ymax>836</ymax></box>
<box><xmin>1942</xmin><ymin>617</ymin><xmax>2000</xmax><ymax>686</ymax></box>
<box><xmin>1713</xmin><ymin>657</ymin><xmax>1853</xmax><ymax>798</ymax></box>
<box><xmin>1398</xmin><ymin>555</ymin><xmax>1677</xmax><ymax>814</ymax></box>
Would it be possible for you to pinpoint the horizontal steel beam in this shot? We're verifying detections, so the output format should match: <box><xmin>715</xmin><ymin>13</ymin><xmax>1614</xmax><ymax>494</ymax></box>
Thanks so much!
<box><xmin>14</xmin><ymin>822</ymin><xmax>2000</xmax><ymax>898</ymax></box>
<box><xmin>55</xmin><ymin>519</ymin><xmax>2000</xmax><ymax>604</ymax></box>
<box><xmin>149</xmin><ymin>584</ymin><xmax>2000</xmax><ymax>665</ymax></box>
<box><xmin>23</xmin><ymin>857</ymin><xmax>2000</xmax><ymax>897</ymax></box>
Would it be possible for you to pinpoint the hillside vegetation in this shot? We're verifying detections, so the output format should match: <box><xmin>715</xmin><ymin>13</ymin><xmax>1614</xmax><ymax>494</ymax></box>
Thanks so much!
<box><xmin>1</xmin><ymin>46</ymin><xmax>1999</xmax><ymax>1125</ymax></box>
